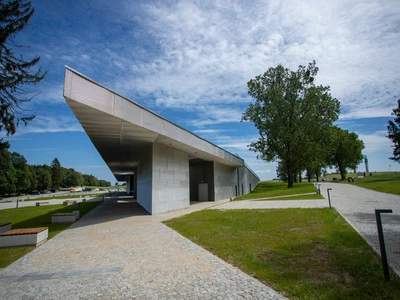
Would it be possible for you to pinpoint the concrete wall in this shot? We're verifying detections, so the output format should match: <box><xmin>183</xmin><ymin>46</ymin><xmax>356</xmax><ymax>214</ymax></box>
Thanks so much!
<box><xmin>137</xmin><ymin>144</ymin><xmax>153</xmax><ymax>213</ymax></box>
<box><xmin>237</xmin><ymin>164</ymin><xmax>260</xmax><ymax>196</ymax></box>
<box><xmin>151</xmin><ymin>144</ymin><xmax>190</xmax><ymax>214</ymax></box>
<box><xmin>189</xmin><ymin>160</ymin><xmax>214</xmax><ymax>201</ymax></box>
<box><xmin>214</xmin><ymin>162</ymin><xmax>237</xmax><ymax>200</ymax></box>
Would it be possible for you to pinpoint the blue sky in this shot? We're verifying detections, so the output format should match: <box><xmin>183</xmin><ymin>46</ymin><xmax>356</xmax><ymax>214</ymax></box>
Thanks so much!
<box><xmin>3</xmin><ymin>0</ymin><xmax>400</xmax><ymax>183</ymax></box>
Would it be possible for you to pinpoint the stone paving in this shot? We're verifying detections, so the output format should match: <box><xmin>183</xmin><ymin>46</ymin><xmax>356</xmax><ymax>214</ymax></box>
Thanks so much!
<box><xmin>213</xmin><ymin>182</ymin><xmax>400</xmax><ymax>277</ymax></box>
<box><xmin>0</xmin><ymin>196</ymin><xmax>285</xmax><ymax>299</ymax></box>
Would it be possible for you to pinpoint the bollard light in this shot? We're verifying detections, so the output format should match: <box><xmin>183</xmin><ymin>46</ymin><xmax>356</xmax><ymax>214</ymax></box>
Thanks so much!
<box><xmin>375</xmin><ymin>209</ymin><xmax>393</xmax><ymax>281</ymax></box>
<box><xmin>327</xmin><ymin>188</ymin><xmax>332</xmax><ymax>208</ymax></box>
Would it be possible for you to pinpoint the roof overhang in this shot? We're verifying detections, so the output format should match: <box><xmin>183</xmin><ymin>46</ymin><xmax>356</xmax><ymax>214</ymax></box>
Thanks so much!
<box><xmin>63</xmin><ymin>67</ymin><xmax>244</xmax><ymax>181</ymax></box>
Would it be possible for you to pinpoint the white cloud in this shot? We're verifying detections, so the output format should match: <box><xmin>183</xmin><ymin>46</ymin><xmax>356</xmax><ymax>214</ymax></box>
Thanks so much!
<box><xmin>112</xmin><ymin>0</ymin><xmax>400</xmax><ymax>124</ymax></box>
<box><xmin>34</xmin><ymin>84</ymin><xmax>65</xmax><ymax>104</ymax></box>
<box><xmin>358</xmin><ymin>131</ymin><xmax>392</xmax><ymax>155</ymax></box>
<box><xmin>256</xmin><ymin>169</ymin><xmax>272</xmax><ymax>173</ymax></box>
<box><xmin>15</xmin><ymin>116</ymin><xmax>84</xmax><ymax>135</ymax></box>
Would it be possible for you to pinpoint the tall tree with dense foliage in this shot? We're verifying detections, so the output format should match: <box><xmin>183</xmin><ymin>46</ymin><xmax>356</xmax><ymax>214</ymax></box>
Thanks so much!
<box><xmin>387</xmin><ymin>99</ymin><xmax>400</xmax><ymax>163</ymax></box>
<box><xmin>0</xmin><ymin>147</ymin><xmax>16</xmax><ymax>195</ymax></box>
<box><xmin>98</xmin><ymin>179</ymin><xmax>111</xmax><ymax>187</ymax></box>
<box><xmin>242</xmin><ymin>61</ymin><xmax>340</xmax><ymax>187</ymax></box>
<box><xmin>0</xmin><ymin>0</ymin><xmax>46</xmax><ymax>148</ymax></box>
<box><xmin>61</xmin><ymin>168</ymin><xmax>84</xmax><ymax>187</ymax></box>
<box><xmin>276</xmin><ymin>160</ymin><xmax>288</xmax><ymax>182</ymax></box>
<box><xmin>32</xmin><ymin>164</ymin><xmax>51</xmax><ymax>191</ymax></box>
<box><xmin>83</xmin><ymin>174</ymin><xmax>98</xmax><ymax>186</ymax></box>
<box><xmin>51</xmin><ymin>158</ymin><xmax>62</xmax><ymax>189</ymax></box>
<box><xmin>326</xmin><ymin>126</ymin><xmax>365</xmax><ymax>180</ymax></box>
<box><xmin>11</xmin><ymin>151</ymin><xmax>32</xmax><ymax>193</ymax></box>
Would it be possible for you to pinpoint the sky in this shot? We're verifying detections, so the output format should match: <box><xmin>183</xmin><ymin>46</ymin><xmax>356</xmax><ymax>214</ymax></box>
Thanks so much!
<box><xmin>2</xmin><ymin>0</ymin><xmax>400</xmax><ymax>184</ymax></box>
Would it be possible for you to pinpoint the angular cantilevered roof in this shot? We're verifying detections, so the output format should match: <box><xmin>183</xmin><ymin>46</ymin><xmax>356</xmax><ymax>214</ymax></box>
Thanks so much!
<box><xmin>63</xmin><ymin>67</ymin><xmax>244</xmax><ymax>179</ymax></box>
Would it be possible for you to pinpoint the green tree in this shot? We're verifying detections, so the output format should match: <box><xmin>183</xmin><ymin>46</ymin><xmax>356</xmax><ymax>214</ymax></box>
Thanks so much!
<box><xmin>326</xmin><ymin>126</ymin><xmax>365</xmax><ymax>180</ymax></box>
<box><xmin>98</xmin><ymin>179</ymin><xmax>110</xmax><ymax>187</ymax></box>
<box><xmin>0</xmin><ymin>147</ymin><xmax>16</xmax><ymax>195</ymax></box>
<box><xmin>11</xmin><ymin>151</ymin><xmax>32</xmax><ymax>193</ymax></box>
<box><xmin>276</xmin><ymin>160</ymin><xmax>288</xmax><ymax>182</ymax></box>
<box><xmin>83</xmin><ymin>174</ymin><xmax>98</xmax><ymax>186</ymax></box>
<box><xmin>0</xmin><ymin>0</ymin><xmax>46</xmax><ymax>148</ymax></box>
<box><xmin>61</xmin><ymin>168</ymin><xmax>84</xmax><ymax>187</ymax></box>
<box><xmin>32</xmin><ymin>164</ymin><xmax>51</xmax><ymax>191</ymax></box>
<box><xmin>51</xmin><ymin>158</ymin><xmax>62</xmax><ymax>189</ymax></box>
<box><xmin>28</xmin><ymin>164</ymin><xmax>37</xmax><ymax>191</ymax></box>
<box><xmin>243</xmin><ymin>61</ymin><xmax>340</xmax><ymax>188</ymax></box>
<box><xmin>387</xmin><ymin>99</ymin><xmax>400</xmax><ymax>163</ymax></box>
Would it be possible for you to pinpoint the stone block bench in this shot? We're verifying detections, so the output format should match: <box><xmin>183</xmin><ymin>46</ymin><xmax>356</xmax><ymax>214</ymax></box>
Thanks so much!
<box><xmin>0</xmin><ymin>222</ymin><xmax>12</xmax><ymax>234</ymax></box>
<box><xmin>63</xmin><ymin>200</ymin><xmax>77</xmax><ymax>206</ymax></box>
<box><xmin>36</xmin><ymin>202</ymin><xmax>49</xmax><ymax>206</ymax></box>
<box><xmin>52</xmin><ymin>212</ymin><xmax>78</xmax><ymax>224</ymax></box>
<box><xmin>0</xmin><ymin>227</ymin><xmax>48</xmax><ymax>248</ymax></box>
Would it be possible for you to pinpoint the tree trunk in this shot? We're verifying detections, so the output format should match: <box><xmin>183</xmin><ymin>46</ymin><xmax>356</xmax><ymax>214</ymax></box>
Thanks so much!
<box><xmin>286</xmin><ymin>161</ymin><xmax>294</xmax><ymax>188</ymax></box>
<box><xmin>339</xmin><ymin>164</ymin><xmax>346</xmax><ymax>180</ymax></box>
<box><xmin>299</xmin><ymin>171</ymin><xmax>302</xmax><ymax>183</ymax></box>
<box><xmin>316</xmin><ymin>174</ymin><xmax>319</xmax><ymax>182</ymax></box>
<box><xmin>307</xmin><ymin>168</ymin><xmax>311</xmax><ymax>182</ymax></box>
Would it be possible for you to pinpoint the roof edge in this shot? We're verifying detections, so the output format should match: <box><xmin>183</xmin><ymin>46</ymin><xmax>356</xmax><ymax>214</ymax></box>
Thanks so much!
<box><xmin>64</xmin><ymin>66</ymin><xmax>244</xmax><ymax>164</ymax></box>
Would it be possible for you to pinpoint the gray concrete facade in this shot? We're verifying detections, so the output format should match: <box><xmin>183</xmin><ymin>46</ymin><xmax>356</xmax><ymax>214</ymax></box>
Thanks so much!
<box><xmin>238</xmin><ymin>163</ymin><xmax>260</xmax><ymax>196</ymax></box>
<box><xmin>152</xmin><ymin>144</ymin><xmax>190</xmax><ymax>214</ymax></box>
<box><xmin>63</xmin><ymin>67</ymin><xmax>260</xmax><ymax>214</ymax></box>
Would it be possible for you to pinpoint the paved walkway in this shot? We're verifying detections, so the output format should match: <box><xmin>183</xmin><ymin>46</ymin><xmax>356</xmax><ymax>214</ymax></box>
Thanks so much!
<box><xmin>212</xmin><ymin>183</ymin><xmax>400</xmax><ymax>277</ymax></box>
<box><xmin>0</xmin><ymin>196</ymin><xmax>284</xmax><ymax>299</ymax></box>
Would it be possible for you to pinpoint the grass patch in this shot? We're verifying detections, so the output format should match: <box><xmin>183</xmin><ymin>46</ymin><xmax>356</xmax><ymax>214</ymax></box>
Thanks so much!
<box><xmin>259</xmin><ymin>193</ymin><xmax>324</xmax><ymax>201</ymax></box>
<box><xmin>164</xmin><ymin>208</ymin><xmax>400</xmax><ymax>299</ymax></box>
<box><xmin>345</xmin><ymin>172</ymin><xmax>400</xmax><ymax>196</ymax></box>
<box><xmin>235</xmin><ymin>181</ymin><xmax>316</xmax><ymax>200</ymax></box>
<box><xmin>0</xmin><ymin>201</ymin><xmax>102</xmax><ymax>267</ymax></box>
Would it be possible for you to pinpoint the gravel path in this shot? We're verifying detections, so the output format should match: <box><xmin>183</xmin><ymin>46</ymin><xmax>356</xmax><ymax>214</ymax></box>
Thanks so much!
<box><xmin>212</xmin><ymin>182</ymin><xmax>400</xmax><ymax>277</ymax></box>
<box><xmin>0</xmin><ymin>196</ymin><xmax>284</xmax><ymax>300</ymax></box>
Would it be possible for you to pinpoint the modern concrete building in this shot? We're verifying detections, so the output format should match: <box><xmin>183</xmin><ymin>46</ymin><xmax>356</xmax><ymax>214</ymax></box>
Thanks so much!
<box><xmin>63</xmin><ymin>67</ymin><xmax>260</xmax><ymax>214</ymax></box>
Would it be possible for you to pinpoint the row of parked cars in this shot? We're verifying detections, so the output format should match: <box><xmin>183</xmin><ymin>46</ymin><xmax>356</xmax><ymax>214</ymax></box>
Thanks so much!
<box><xmin>30</xmin><ymin>189</ymin><xmax>57</xmax><ymax>195</ymax></box>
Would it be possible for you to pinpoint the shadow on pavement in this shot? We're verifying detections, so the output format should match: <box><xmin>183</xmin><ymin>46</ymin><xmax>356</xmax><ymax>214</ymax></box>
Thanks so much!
<box><xmin>70</xmin><ymin>192</ymin><xmax>150</xmax><ymax>229</ymax></box>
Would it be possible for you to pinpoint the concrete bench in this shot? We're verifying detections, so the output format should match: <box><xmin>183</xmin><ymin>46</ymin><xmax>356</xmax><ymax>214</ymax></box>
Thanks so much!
<box><xmin>36</xmin><ymin>202</ymin><xmax>49</xmax><ymax>206</ymax></box>
<box><xmin>0</xmin><ymin>227</ymin><xmax>48</xmax><ymax>248</ymax></box>
<box><xmin>63</xmin><ymin>200</ymin><xmax>77</xmax><ymax>206</ymax></box>
<box><xmin>52</xmin><ymin>212</ymin><xmax>78</xmax><ymax>223</ymax></box>
<box><xmin>0</xmin><ymin>222</ymin><xmax>12</xmax><ymax>234</ymax></box>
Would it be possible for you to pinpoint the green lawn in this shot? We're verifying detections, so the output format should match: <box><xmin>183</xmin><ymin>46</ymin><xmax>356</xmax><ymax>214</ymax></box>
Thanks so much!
<box><xmin>235</xmin><ymin>181</ymin><xmax>317</xmax><ymax>200</ymax></box>
<box><xmin>0</xmin><ymin>201</ymin><xmax>102</xmax><ymax>267</ymax></box>
<box><xmin>164</xmin><ymin>209</ymin><xmax>400</xmax><ymax>299</ymax></box>
<box><xmin>259</xmin><ymin>193</ymin><xmax>324</xmax><ymax>201</ymax></box>
<box><xmin>347</xmin><ymin>172</ymin><xmax>400</xmax><ymax>195</ymax></box>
